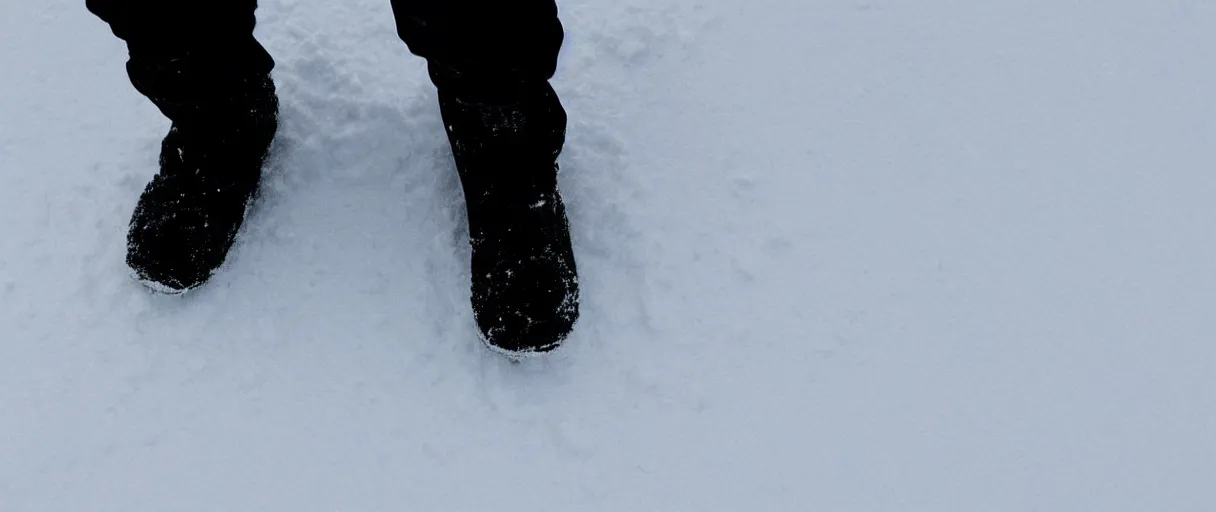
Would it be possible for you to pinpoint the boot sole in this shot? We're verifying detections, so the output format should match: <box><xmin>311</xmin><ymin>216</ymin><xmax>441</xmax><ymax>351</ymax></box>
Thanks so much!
<box><xmin>476</xmin><ymin>329</ymin><xmax>564</xmax><ymax>360</ymax></box>
<box><xmin>132</xmin><ymin>272</ymin><xmax>199</xmax><ymax>296</ymax></box>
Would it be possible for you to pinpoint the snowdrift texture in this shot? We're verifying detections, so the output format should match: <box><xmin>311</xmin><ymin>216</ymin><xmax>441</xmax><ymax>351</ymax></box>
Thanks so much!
<box><xmin>2</xmin><ymin>0</ymin><xmax>1214</xmax><ymax>509</ymax></box>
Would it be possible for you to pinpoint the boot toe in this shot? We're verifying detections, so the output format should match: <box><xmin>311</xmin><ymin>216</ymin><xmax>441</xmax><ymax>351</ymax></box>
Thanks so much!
<box><xmin>476</xmin><ymin>304</ymin><xmax>578</xmax><ymax>355</ymax></box>
<box><xmin>127</xmin><ymin>213</ymin><xmax>218</xmax><ymax>293</ymax></box>
<box><xmin>126</xmin><ymin>188</ymin><xmax>244</xmax><ymax>294</ymax></box>
<box><xmin>472</xmin><ymin>260</ymin><xmax>579</xmax><ymax>355</ymax></box>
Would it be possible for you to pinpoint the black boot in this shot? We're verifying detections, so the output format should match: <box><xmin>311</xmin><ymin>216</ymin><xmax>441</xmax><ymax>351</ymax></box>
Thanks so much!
<box><xmin>125</xmin><ymin>54</ymin><xmax>278</xmax><ymax>294</ymax></box>
<box><xmin>439</xmin><ymin>80</ymin><xmax>579</xmax><ymax>355</ymax></box>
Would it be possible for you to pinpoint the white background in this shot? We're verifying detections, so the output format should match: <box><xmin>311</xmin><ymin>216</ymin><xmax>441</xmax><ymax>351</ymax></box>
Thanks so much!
<box><xmin>1</xmin><ymin>0</ymin><xmax>1213</xmax><ymax>509</ymax></box>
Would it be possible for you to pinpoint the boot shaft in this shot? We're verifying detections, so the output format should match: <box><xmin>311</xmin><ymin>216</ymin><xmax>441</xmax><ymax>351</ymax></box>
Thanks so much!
<box><xmin>438</xmin><ymin>80</ymin><xmax>566</xmax><ymax>203</ymax></box>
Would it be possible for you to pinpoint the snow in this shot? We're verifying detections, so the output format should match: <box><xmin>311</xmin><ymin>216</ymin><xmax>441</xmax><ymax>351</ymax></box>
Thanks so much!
<box><xmin>2</xmin><ymin>0</ymin><xmax>1215</xmax><ymax>509</ymax></box>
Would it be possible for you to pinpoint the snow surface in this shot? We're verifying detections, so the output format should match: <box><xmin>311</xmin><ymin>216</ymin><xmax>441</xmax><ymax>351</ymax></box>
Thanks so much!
<box><xmin>3</xmin><ymin>0</ymin><xmax>1215</xmax><ymax>509</ymax></box>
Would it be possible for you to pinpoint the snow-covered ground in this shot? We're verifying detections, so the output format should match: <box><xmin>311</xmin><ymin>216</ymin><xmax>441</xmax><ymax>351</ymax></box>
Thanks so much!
<box><xmin>2</xmin><ymin>0</ymin><xmax>1215</xmax><ymax>509</ymax></box>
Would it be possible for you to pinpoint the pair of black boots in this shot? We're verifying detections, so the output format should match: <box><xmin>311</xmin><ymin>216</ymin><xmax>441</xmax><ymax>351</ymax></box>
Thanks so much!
<box><xmin>126</xmin><ymin>62</ymin><xmax>578</xmax><ymax>355</ymax></box>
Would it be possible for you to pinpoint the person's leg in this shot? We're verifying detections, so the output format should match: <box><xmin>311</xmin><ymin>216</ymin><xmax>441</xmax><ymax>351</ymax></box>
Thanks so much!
<box><xmin>88</xmin><ymin>0</ymin><xmax>279</xmax><ymax>293</ymax></box>
<box><xmin>88</xmin><ymin>0</ymin><xmax>274</xmax><ymax>122</ymax></box>
<box><xmin>390</xmin><ymin>0</ymin><xmax>579</xmax><ymax>355</ymax></box>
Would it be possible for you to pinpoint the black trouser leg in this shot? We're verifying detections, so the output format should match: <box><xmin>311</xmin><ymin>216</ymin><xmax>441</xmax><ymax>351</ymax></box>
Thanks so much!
<box><xmin>86</xmin><ymin>0</ymin><xmax>275</xmax><ymax>124</ymax></box>
<box><xmin>389</xmin><ymin>0</ymin><xmax>567</xmax><ymax>179</ymax></box>
<box><xmin>389</xmin><ymin>0</ymin><xmax>564</xmax><ymax>103</ymax></box>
